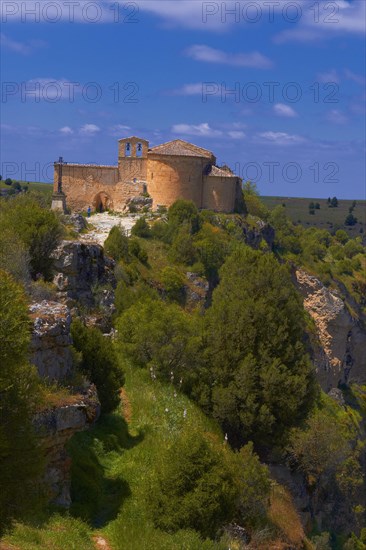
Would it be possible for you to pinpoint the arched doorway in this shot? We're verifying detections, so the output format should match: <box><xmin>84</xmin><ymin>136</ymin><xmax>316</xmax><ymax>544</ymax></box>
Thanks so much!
<box><xmin>93</xmin><ymin>192</ymin><xmax>113</xmax><ymax>212</ymax></box>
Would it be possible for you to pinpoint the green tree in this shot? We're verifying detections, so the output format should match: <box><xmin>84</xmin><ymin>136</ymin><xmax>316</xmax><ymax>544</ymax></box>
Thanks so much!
<box><xmin>168</xmin><ymin>199</ymin><xmax>201</xmax><ymax>234</ymax></box>
<box><xmin>160</xmin><ymin>266</ymin><xmax>186</xmax><ymax>302</ymax></box>
<box><xmin>0</xmin><ymin>195</ymin><xmax>62</xmax><ymax>279</ymax></box>
<box><xmin>117</xmin><ymin>299</ymin><xmax>200</xmax><ymax>383</ymax></box>
<box><xmin>330</xmin><ymin>196</ymin><xmax>339</xmax><ymax>208</ymax></box>
<box><xmin>193</xmin><ymin>223</ymin><xmax>230</xmax><ymax>283</ymax></box>
<box><xmin>0</xmin><ymin>270</ymin><xmax>44</xmax><ymax>533</ymax></box>
<box><xmin>104</xmin><ymin>226</ymin><xmax>129</xmax><ymax>262</ymax></box>
<box><xmin>201</xmin><ymin>246</ymin><xmax>316</xmax><ymax>445</ymax></box>
<box><xmin>168</xmin><ymin>224</ymin><xmax>197</xmax><ymax>265</ymax></box>
<box><xmin>71</xmin><ymin>319</ymin><xmax>124</xmax><ymax>413</ymax></box>
<box><xmin>4</xmin><ymin>178</ymin><xmax>12</xmax><ymax>186</ymax></box>
<box><xmin>345</xmin><ymin>213</ymin><xmax>358</xmax><ymax>226</ymax></box>
<box><xmin>131</xmin><ymin>216</ymin><xmax>152</xmax><ymax>238</ymax></box>
<box><xmin>149</xmin><ymin>432</ymin><xmax>237</xmax><ymax>538</ymax></box>
<box><xmin>0</xmin><ymin>229</ymin><xmax>30</xmax><ymax>284</ymax></box>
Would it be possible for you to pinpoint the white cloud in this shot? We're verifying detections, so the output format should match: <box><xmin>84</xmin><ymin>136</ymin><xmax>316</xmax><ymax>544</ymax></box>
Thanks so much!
<box><xmin>0</xmin><ymin>33</ymin><xmax>45</xmax><ymax>54</ymax></box>
<box><xmin>257</xmin><ymin>131</ymin><xmax>306</xmax><ymax>145</ymax></box>
<box><xmin>60</xmin><ymin>126</ymin><xmax>74</xmax><ymax>135</ymax></box>
<box><xmin>109</xmin><ymin>124</ymin><xmax>131</xmax><ymax>137</ymax></box>
<box><xmin>227</xmin><ymin>131</ymin><xmax>246</xmax><ymax>139</ymax></box>
<box><xmin>275</xmin><ymin>0</ymin><xmax>365</xmax><ymax>43</ymax></box>
<box><xmin>172</xmin><ymin>123</ymin><xmax>223</xmax><ymax>138</ymax></box>
<box><xmin>80</xmin><ymin>124</ymin><xmax>100</xmax><ymax>136</ymax></box>
<box><xmin>326</xmin><ymin>109</ymin><xmax>348</xmax><ymax>124</ymax></box>
<box><xmin>185</xmin><ymin>45</ymin><xmax>273</xmax><ymax>69</ymax></box>
<box><xmin>344</xmin><ymin>69</ymin><xmax>366</xmax><ymax>86</ymax></box>
<box><xmin>170</xmin><ymin>83</ymin><xmax>204</xmax><ymax>96</ymax></box>
<box><xmin>273</xmin><ymin>103</ymin><xmax>298</xmax><ymax>118</ymax></box>
<box><xmin>317</xmin><ymin>69</ymin><xmax>340</xmax><ymax>83</ymax></box>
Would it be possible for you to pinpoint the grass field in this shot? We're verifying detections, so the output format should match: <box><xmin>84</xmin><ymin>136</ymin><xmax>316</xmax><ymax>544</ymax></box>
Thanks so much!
<box><xmin>0</xmin><ymin>181</ymin><xmax>53</xmax><ymax>195</ymax></box>
<box><xmin>261</xmin><ymin>196</ymin><xmax>365</xmax><ymax>236</ymax></box>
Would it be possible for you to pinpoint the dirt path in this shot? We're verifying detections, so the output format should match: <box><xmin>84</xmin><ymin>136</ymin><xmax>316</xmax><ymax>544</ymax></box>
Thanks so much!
<box><xmin>93</xmin><ymin>534</ymin><xmax>112</xmax><ymax>550</ymax></box>
<box><xmin>81</xmin><ymin>213</ymin><xmax>140</xmax><ymax>246</ymax></box>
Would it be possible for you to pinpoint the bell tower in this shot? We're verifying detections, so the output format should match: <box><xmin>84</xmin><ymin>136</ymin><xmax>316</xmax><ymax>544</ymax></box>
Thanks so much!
<box><xmin>118</xmin><ymin>136</ymin><xmax>149</xmax><ymax>183</ymax></box>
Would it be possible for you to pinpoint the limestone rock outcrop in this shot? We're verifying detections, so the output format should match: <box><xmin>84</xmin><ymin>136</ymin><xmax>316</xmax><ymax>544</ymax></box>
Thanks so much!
<box><xmin>34</xmin><ymin>385</ymin><xmax>100</xmax><ymax>507</ymax></box>
<box><xmin>52</xmin><ymin>240</ymin><xmax>115</xmax><ymax>306</ymax></box>
<box><xmin>295</xmin><ymin>269</ymin><xmax>366</xmax><ymax>391</ymax></box>
<box><xmin>29</xmin><ymin>301</ymin><xmax>73</xmax><ymax>381</ymax></box>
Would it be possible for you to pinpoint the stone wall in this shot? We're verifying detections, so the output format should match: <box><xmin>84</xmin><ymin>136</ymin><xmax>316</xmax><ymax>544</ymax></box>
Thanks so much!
<box><xmin>202</xmin><ymin>174</ymin><xmax>237</xmax><ymax>211</ymax></box>
<box><xmin>147</xmin><ymin>155</ymin><xmax>207</xmax><ymax>208</ymax></box>
<box><xmin>54</xmin><ymin>164</ymin><xmax>119</xmax><ymax>211</ymax></box>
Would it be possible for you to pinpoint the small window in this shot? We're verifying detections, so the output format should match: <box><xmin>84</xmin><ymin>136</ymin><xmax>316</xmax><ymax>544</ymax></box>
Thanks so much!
<box><xmin>133</xmin><ymin>178</ymin><xmax>137</xmax><ymax>183</ymax></box>
<box><xmin>136</xmin><ymin>142</ymin><xmax>143</xmax><ymax>157</ymax></box>
<box><xmin>151</xmin><ymin>172</ymin><xmax>154</xmax><ymax>179</ymax></box>
<box><xmin>125</xmin><ymin>142</ymin><xmax>131</xmax><ymax>157</ymax></box>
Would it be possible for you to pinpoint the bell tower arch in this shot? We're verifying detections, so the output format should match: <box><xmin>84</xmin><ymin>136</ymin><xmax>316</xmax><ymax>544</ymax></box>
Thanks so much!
<box><xmin>118</xmin><ymin>136</ymin><xmax>149</xmax><ymax>183</ymax></box>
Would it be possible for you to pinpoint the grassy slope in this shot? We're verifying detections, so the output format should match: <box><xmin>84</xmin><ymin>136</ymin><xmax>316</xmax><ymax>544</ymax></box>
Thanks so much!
<box><xmin>261</xmin><ymin>196</ymin><xmax>366</xmax><ymax>237</ymax></box>
<box><xmin>0</xmin><ymin>181</ymin><xmax>53</xmax><ymax>195</ymax></box>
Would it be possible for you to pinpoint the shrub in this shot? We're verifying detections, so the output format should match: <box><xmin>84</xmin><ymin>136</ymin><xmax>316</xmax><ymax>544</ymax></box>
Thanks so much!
<box><xmin>168</xmin><ymin>199</ymin><xmax>201</xmax><ymax>234</ymax></box>
<box><xmin>149</xmin><ymin>432</ymin><xmax>238</xmax><ymax>538</ymax></box>
<box><xmin>0</xmin><ymin>195</ymin><xmax>62</xmax><ymax>279</ymax></box>
<box><xmin>128</xmin><ymin>237</ymin><xmax>148</xmax><ymax>264</ymax></box>
<box><xmin>0</xmin><ymin>229</ymin><xmax>30</xmax><ymax>284</ymax></box>
<box><xmin>71</xmin><ymin>319</ymin><xmax>124</xmax><ymax>413</ymax></box>
<box><xmin>115</xmin><ymin>280</ymin><xmax>158</xmax><ymax>314</ymax></box>
<box><xmin>168</xmin><ymin>225</ymin><xmax>197</xmax><ymax>265</ymax></box>
<box><xmin>0</xmin><ymin>270</ymin><xmax>44</xmax><ymax>532</ymax></box>
<box><xmin>131</xmin><ymin>216</ymin><xmax>152</xmax><ymax>238</ymax></box>
<box><xmin>160</xmin><ymin>266</ymin><xmax>186</xmax><ymax>302</ymax></box>
<box><xmin>104</xmin><ymin>226</ymin><xmax>129</xmax><ymax>262</ymax></box>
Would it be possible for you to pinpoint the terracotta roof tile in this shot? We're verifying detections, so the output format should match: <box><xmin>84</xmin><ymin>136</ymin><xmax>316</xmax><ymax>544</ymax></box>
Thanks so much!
<box><xmin>149</xmin><ymin>139</ymin><xmax>214</xmax><ymax>158</ymax></box>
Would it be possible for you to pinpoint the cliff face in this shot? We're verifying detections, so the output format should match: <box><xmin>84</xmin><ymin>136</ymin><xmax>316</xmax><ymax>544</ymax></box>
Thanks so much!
<box><xmin>52</xmin><ymin>240</ymin><xmax>115</xmax><ymax>306</ymax></box>
<box><xmin>34</xmin><ymin>386</ymin><xmax>100</xmax><ymax>507</ymax></box>
<box><xmin>29</xmin><ymin>299</ymin><xmax>101</xmax><ymax>506</ymax></box>
<box><xmin>295</xmin><ymin>269</ymin><xmax>366</xmax><ymax>391</ymax></box>
<box><xmin>29</xmin><ymin>301</ymin><xmax>73</xmax><ymax>382</ymax></box>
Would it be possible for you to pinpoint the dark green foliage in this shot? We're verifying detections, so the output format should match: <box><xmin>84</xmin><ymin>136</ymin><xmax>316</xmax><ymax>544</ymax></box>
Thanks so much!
<box><xmin>149</xmin><ymin>431</ymin><xmax>269</xmax><ymax>538</ymax></box>
<box><xmin>131</xmin><ymin>216</ymin><xmax>152</xmax><ymax>238</ymax></box>
<box><xmin>114</xmin><ymin>280</ymin><xmax>158</xmax><ymax>315</ymax></box>
<box><xmin>117</xmin><ymin>299</ymin><xmax>200</xmax><ymax>382</ymax></box>
<box><xmin>168</xmin><ymin>199</ymin><xmax>201</xmax><ymax>234</ymax></box>
<box><xmin>104</xmin><ymin>226</ymin><xmax>129</xmax><ymax>262</ymax></box>
<box><xmin>193</xmin><ymin>222</ymin><xmax>230</xmax><ymax>282</ymax></box>
<box><xmin>160</xmin><ymin>266</ymin><xmax>186</xmax><ymax>302</ymax></box>
<box><xmin>200</xmin><ymin>246</ymin><xmax>316</xmax><ymax>445</ymax></box>
<box><xmin>0</xmin><ymin>270</ymin><xmax>44</xmax><ymax>533</ymax></box>
<box><xmin>4</xmin><ymin>177</ymin><xmax>12</xmax><ymax>186</ymax></box>
<box><xmin>71</xmin><ymin>319</ymin><xmax>124</xmax><ymax>413</ymax></box>
<box><xmin>128</xmin><ymin>237</ymin><xmax>148</xmax><ymax>264</ymax></box>
<box><xmin>329</xmin><ymin>196</ymin><xmax>339</xmax><ymax>208</ymax></box>
<box><xmin>150</xmin><ymin>433</ymin><xmax>237</xmax><ymax>537</ymax></box>
<box><xmin>345</xmin><ymin>213</ymin><xmax>358</xmax><ymax>226</ymax></box>
<box><xmin>0</xmin><ymin>194</ymin><xmax>62</xmax><ymax>279</ymax></box>
<box><xmin>168</xmin><ymin>225</ymin><xmax>197</xmax><ymax>265</ymax></box>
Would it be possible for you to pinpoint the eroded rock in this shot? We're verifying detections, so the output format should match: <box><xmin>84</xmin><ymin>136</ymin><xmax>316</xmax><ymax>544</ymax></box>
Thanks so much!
<box><xmin>29</xmin><ymin>301</ymin><xmax>73</xmax><ymax>381</ymax></box>
<box><xmin>295</xmin><ymin>269</ymin><xmax>366</xmax><ymax>391</ymax></box>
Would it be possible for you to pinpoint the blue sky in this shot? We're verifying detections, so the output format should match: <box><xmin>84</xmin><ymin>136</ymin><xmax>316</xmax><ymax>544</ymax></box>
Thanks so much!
<box><xmin>0</xmin><ymin>0</ymin><xmax>365</xmax><ymax>198</ymax></box>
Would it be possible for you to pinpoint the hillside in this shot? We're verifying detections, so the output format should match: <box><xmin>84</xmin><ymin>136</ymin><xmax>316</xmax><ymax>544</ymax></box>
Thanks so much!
<box><xmin>261</xmin><ymin>196</ymin><xmax>366</xmax><ymax>237</ymax></box>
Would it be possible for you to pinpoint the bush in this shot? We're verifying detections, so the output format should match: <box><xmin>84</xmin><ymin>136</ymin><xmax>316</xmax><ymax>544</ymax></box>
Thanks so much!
<box><xmin>0</xmin><ymin>229</ymin><xmax>30</xmax><ymax>284</ymax></box>
<box><xmin>104</xmin><ymin>226</ymin><xmax>129</xmax><ymax>262</ymax></box>
<box><xmin>168</xmin><ymin>199</ymin><xmax>201</xmax><ymax>234</ymax></box>
<box><xmin>71</xmin><ymin>319</ymin><xmax>124</xmax><ymax>413</ymax></box>
<box><xmin>149</xmin><ymin>432</ymin><xmax>237</xmax><ymax>538</ymax></box>
<box><xmin>160</xmin><ymin>266</ymin><xmax>186</xmax><ymax>302</ymax></box>
<box><xmin>0</xmin><ymin>270</ymin><xmax>44</xmax><ymax>532</ymax></box>
<box><xmin>115</xmin><ymin>280</ymin><xmax>158</xmax><ymax>314</ymax></box>
<box><xmin>168</xmin><ymin>225</ymin><xmax>197</xmax><ymax>265</ymax></box>
<box><xmin>128</xmin><ymin>237</ymin><xmax>148</xmax><ymax>264</ymax></box>
<box><xmin>131</xmin><ymin>216</ymin><xmax>152</xmax><ymax>238</ymax></box>
<box><xmin>116</xmin><ymin>299</ymin><xmax>200</xmax><ymax>382</ymax></box>
<box><xmin>4</xmin><ymin>177</ymin><xmax>12</xmax><ymax>186</ymax></box>
<box><xmin>0</xmin><ymin>195</ymin><xmax>62</xmax><ymax>279</ymax></box>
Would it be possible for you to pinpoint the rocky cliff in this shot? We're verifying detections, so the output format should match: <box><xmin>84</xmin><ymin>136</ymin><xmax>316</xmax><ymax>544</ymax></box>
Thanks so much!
<box><xmin>34</xmin><ymin>386</ymin><xmax>100</xmax><ymax>507</ymax></box>
<box><xmin>29</xmin><ymin>298</ymin><xmax>101</xmax><ymax>506</ymax></box>
<box><xmin>29</xmin><ymin>301</ymin><xmax>73</xmax><ymax>382</ymax></box>
<box><xmin>52</xmin><ymin>240</ymin><xmax>115</xmax><ymax>307</ymax></box>
<box><xmin>295</xmin><ymin>269</ymin><xmax>366</xmax><ymax>391</ymax></box>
